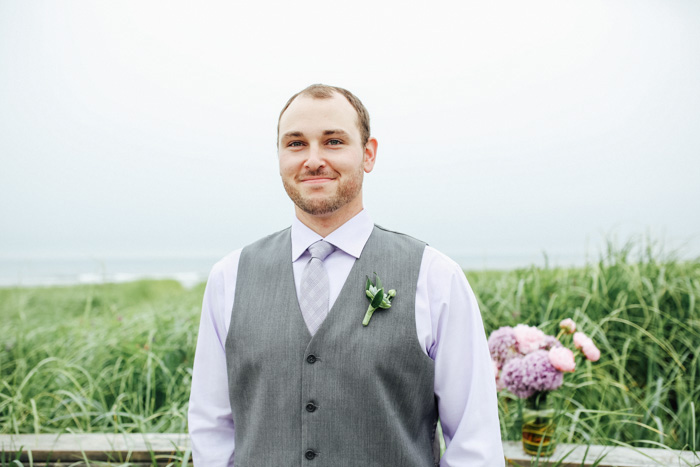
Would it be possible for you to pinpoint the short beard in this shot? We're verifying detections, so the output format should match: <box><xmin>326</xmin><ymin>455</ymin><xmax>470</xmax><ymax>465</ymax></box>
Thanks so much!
<box><xmin>283</xmin><ymin>166</ymin><xmax>363</xmax><ymax>216</ymax></box>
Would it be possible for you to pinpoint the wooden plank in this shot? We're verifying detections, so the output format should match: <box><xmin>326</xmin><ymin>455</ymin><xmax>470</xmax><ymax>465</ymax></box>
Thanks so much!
<box><xmin>1</xmin><ymin>434</ymin><xmax>697</xmax><ymax>466</ymax></box>
<box><xmin>0</xmin><ymin>464</ymin><xmax>167</xmax><ymax>467</ymax></box>
<box><xmin>503</xmin><ymin>441</ymin><xmax>699</xmax><ymax>467</ymax></box>
<box><xmin>0</xmin><ymin>433</ymin><xmax>190</xmax><ymax>464</ymax></box>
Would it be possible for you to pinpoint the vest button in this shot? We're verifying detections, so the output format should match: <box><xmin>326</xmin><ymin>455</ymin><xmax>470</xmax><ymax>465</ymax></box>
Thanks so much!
<box><xmin>306</xmin><ymin>354</ymin><xmax>317</xmax><ymax>364</ymax></box>
<box><xmin>305</xmin><ymin>449</ymin><xmax>316</xmax><ymax>460</ymax></box>
<box><xmin>305</xmin><ymin>402</ymin><xmax>317</xmax><ymax>412</ymax></box>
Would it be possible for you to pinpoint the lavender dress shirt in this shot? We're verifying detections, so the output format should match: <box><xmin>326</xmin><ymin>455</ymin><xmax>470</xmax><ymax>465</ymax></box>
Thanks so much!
<box><xmin>188</xmin><ymin>210</ymin><xmax>505</xmax><ymax>466</ymax></box>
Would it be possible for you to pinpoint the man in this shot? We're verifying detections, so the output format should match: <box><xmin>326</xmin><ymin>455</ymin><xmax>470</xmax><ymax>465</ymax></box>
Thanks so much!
<box><xmin>188</xmin><ymin>84</ymin><xmax>504</xmax><ymax>466</ymax></box>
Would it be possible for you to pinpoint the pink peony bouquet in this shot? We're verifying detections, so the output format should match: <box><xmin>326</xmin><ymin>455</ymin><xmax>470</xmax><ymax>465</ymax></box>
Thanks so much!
<box><xmin>489</xmin><ymin>319</ymin><xmax>600</xmax><ymax>399</ymax></box>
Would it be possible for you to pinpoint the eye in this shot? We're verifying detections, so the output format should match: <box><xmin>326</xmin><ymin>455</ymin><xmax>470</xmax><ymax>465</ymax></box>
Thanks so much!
<box><xmin>327</xmin><ymin>139</ymin><xmax>343</xmax><ymax>145</ymax></box>
<box><xmin>287</xmin><ymin>141</ymin><xmax>304</xmax><ymax>147</ymax></box>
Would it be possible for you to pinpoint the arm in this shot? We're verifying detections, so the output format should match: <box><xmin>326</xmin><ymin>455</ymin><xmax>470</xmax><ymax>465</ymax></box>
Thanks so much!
<box><xmin>188</xmin><ymin>252</ymin><xmax>240</xmax><ymax>467</ymax></box>
<box><xmin>419</xmin><ymin>247</ymin><xmax>505</xmax><ymax>466</ymax></box>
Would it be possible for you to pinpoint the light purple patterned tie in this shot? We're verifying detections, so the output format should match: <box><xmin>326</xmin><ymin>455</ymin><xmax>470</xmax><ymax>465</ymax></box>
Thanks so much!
<box><xmin>300</xmin><ymin>240</ymin><xmax>336</xmax><ymax>335</ymax></box>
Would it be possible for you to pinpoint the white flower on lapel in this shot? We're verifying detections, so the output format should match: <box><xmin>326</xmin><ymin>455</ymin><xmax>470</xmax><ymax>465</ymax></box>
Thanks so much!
<box><xmin>363</xmin><ymin>273</ymin><xmax>396</xmax><ymax>326</ymax></box>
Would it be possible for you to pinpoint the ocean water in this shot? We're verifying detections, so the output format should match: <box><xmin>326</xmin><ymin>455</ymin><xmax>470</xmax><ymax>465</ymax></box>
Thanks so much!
<box><xmin>0</xmin><ymin>256</ymin><xmax>221</xmax><ymax>288</ymax></box>
<box><xmin>0</xmin><ymin>251</ymin><xmax>589</xmax><ymax>289</ymax></box>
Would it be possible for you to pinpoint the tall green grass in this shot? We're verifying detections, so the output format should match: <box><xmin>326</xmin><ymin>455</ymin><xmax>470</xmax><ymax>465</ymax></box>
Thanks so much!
<box><xmin>0</xmin><ymin>280</ymin><xmax>203</xmax><ymax>434</ymax></box>
<box><xmin>469</xmin><ymin>241</ymin><xmax>700</xmax><ymax>451</ymax></box>
<box><xmin>1</xmin><ymin>242</ymin><xmax>698</xmax><ymax>452</ymax></box>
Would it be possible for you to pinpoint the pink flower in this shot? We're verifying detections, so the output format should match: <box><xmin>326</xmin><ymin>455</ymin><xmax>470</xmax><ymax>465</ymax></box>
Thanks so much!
<box><xmin>548</xmin><ymin>346</ymin><xmax>576</xmax><ymax>372</ymax></box>
<box><xmin>488</xmin><ymin>326</ymin><xmax>518</xmax><ymax>368</ymax></box>
<box><xmin>573</xmin><ymin>332</ymin><xmax>592</xmax><ymax>350</ymax></box>
<box><xmin>582</xmin><ymin>342</ymin><xmax>601</xmax><ymax>362</ymax></box>
<box><xmin>513</xmin><ymin>324</ymin><xmax>546</xmax><ymax>354</ymax></box>
<box><xmin>559</xmin><ymin>318</ymin><xmax>576</xmax><ymax>334</ymax></box>
<box><xmin>502</xmin><ymin>351</ymin><xmax>564</xmax><ymax>398</ymax></box>
<box><xmin>492</xmin><ymin>359</ymin><xmax>499</xmax><ymax>378</ymax></box>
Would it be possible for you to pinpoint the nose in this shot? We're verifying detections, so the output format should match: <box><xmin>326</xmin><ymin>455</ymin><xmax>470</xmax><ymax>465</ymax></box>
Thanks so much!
<box><xmin>304</xmin><ymin>144</ymin><xmax>325</xmax><ymax>171</ymax></box>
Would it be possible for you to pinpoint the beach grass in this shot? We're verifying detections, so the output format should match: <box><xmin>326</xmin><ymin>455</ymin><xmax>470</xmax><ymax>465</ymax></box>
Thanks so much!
<box><xmin>1</xmin><ymin>242</ymin><xmax>698</xmax><ymax>453</ymax></box>
<box><xmin>0</xmin><ymin>280</ymin><xmax>203</xmax><ymax>435</ymax></box>
<box><xmin>469</xmin><ymin>241</ymin><xmax>700</xmax><ymax>451</ymax></box>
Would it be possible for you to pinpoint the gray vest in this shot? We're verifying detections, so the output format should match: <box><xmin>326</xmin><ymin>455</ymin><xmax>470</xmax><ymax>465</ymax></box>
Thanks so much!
<box><xmin>225</xmin><ymin>225</ymin><xmax>438</xmax><ymax>467</ymax></box>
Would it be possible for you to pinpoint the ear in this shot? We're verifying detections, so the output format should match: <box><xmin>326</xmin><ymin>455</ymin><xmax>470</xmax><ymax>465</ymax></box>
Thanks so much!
<box><xmin>363</xmin><ymin>137</ymin><xmax>378</xmax><ymax>173</ymax></box>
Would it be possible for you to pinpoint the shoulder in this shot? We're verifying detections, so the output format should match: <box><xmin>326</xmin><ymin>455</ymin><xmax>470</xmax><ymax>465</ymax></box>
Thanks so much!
<box><xmin>372</xmin><ymin>224</ymin><xmax>427</xmax><ymax>250</ymax></box>
<box><xmin>419</xmin><ymin>245</ymin><xmax>475</xmax><ymax>301</ymax></box>
<box><xmin>374</xmin><ymin>224</ymin><xmax>426</xmax><ymax>243</ymax></box>
<box><xmin>209</xmin><ymin>227</ymin><xmax>289</xmax><ymax>283</ymax></box>
<box><xmin>207</xmin><ymin>248</ymin><xmax>243</xmax><ymax>289</ymax></box>
<box><xmin>421</xmin><ymin>245</ymin><xmax>465</xmax><ymax>279</ymax></box>
<box><xmin>241</xmin><ymin>227</ymin><xmax>291</xmax><ymax>255</ymax></box>
<box><xmin>208</xmin><ymin>227</ymin><xmax>292</xmax><ymax>281</ymax></box>
<box><xmin>369</xmin><ymin>227</ymin><xmax>463</xmax><ymax>280</ymax></box>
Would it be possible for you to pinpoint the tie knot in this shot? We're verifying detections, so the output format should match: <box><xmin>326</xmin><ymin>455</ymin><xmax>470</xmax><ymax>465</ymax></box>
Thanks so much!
<box><xmin>308</xmin><ymin>240</ymin><xmax>335</xmax><ymax>261</ymax></box>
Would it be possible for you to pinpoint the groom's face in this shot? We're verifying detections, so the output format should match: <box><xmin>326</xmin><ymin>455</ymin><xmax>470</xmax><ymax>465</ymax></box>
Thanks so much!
<box><xmin>278</xmin><ymin>93</ymin><xmax>374</xmax><ymax>218</ymax></box>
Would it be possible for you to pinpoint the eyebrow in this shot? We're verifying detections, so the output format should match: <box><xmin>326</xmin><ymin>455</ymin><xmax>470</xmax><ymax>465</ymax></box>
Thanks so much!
<box><xmin>322</xmin><ymin>129</ymin><xmax>350</xmax><ymax>137</ymax></box>
<box><xmin>281</xmin><ymin>129</ymin><xmax>351</xmax><ymax>140</ymax></box>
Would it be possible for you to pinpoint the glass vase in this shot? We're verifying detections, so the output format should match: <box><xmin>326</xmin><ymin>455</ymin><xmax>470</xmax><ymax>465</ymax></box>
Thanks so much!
<box><xmin>521</xmin><ymin>392</ymin><xmax>556</xmax><ymax>456</ymax></box>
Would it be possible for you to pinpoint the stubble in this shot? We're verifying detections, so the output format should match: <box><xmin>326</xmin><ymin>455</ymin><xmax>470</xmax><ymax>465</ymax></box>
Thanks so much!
<box><xmin>283</xmin><ymin>165</ymin><xmax>364</xmax><ymax>216</ymax></box>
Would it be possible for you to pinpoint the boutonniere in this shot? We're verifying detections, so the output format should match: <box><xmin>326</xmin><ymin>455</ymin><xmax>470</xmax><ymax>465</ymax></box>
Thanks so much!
<box><xmin>363</xmin><ymin>273</ymin><xmax>396</xmax><ymax>326</ymax></box>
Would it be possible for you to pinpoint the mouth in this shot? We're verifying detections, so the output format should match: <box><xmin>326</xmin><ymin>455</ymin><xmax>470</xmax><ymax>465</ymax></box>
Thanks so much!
<box><xmin>300</xmin><ymin>177</ymin><xmax>334</xmax><ymax>184</ymax></box>
<box><xmin>298</xmin><ymin>172</ymin><xmax>337</xmax><ymax>184</ymax></box>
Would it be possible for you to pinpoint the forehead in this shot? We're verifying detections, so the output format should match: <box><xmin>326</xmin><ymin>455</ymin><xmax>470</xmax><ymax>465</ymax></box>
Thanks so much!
<box><xmin>279</xmin><ymin>93</ymin><xmax>360</xmax><ymax>138</ymax></box>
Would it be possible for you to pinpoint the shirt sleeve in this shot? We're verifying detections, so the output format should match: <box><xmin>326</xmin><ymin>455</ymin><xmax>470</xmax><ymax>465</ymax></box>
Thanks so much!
<box><xmin>418</xmin><ymin>246</ymin><xmax>505</xmax><ymax>466</ymax></box>
<box><xmin>188</xmin><ymin>251</ymin><xmax>240</xmax><ymax>467</ymax></box>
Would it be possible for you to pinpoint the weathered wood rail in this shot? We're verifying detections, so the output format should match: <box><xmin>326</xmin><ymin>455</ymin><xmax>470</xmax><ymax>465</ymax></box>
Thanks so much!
<box><xmin>0</xmin><ymin>433</ymin><xmax>698</xmax><ymax>466</ymax></box>
<box><xmin>0</xmin><ymin>433</ymin><xmax>189</xmax><ymax>466</ymax></box>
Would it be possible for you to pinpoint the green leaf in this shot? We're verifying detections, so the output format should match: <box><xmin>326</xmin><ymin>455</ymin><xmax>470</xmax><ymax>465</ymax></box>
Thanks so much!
<box><xmin>365</xmin><ymin>276</ymin><xmax>371</xmax><ymax>291</ymax></box>
<box><xmin>374</xmin><ymin>273</ymin><xmax>383</xmax><ymax>290</ymax></box>
<box><xmin>371</xmin><ymin>288</ymin><xmax>384</xmax><ymax>308</ymax></box>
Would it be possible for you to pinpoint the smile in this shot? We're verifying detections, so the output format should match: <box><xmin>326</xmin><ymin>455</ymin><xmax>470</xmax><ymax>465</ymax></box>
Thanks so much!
<box><xmin>300</xmin><ymin>178</ymin><xmax>334</xmax><ymax>184</ymax></box>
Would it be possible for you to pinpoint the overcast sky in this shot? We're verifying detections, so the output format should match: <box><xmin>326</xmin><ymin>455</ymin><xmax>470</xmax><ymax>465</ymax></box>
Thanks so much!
<box><xmin>1</xmin><ymin>0</ymin><xmax>699</xmax><ymax>271</ymax></box>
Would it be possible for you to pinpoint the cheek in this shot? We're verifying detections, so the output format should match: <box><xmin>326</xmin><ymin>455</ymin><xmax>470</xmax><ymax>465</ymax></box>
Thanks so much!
<box><xmin>278</xmin><ymin>157</ymin><xmax>296</xmax><ymax>176</ymax></box>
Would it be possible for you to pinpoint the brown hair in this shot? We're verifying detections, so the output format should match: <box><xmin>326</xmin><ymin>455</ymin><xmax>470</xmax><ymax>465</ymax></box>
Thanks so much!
<box><xmin>277</xmin><ymin>84</ymin><xmax>371</xmax><ymax>146</ymax></box>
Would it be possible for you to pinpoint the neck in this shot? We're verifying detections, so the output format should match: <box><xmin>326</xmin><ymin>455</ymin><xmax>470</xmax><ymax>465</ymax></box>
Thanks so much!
<box><xmin>294</xmin><ymin>202</ymin><xmax>363</xmax><ymax>237</ymax></box>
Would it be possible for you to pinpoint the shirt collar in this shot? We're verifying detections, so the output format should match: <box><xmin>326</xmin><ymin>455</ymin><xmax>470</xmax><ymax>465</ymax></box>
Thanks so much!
<box><xmin>291</xmin><ymin>209</ymin><xmax>374</xmax><ymax>261</ymax></box>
